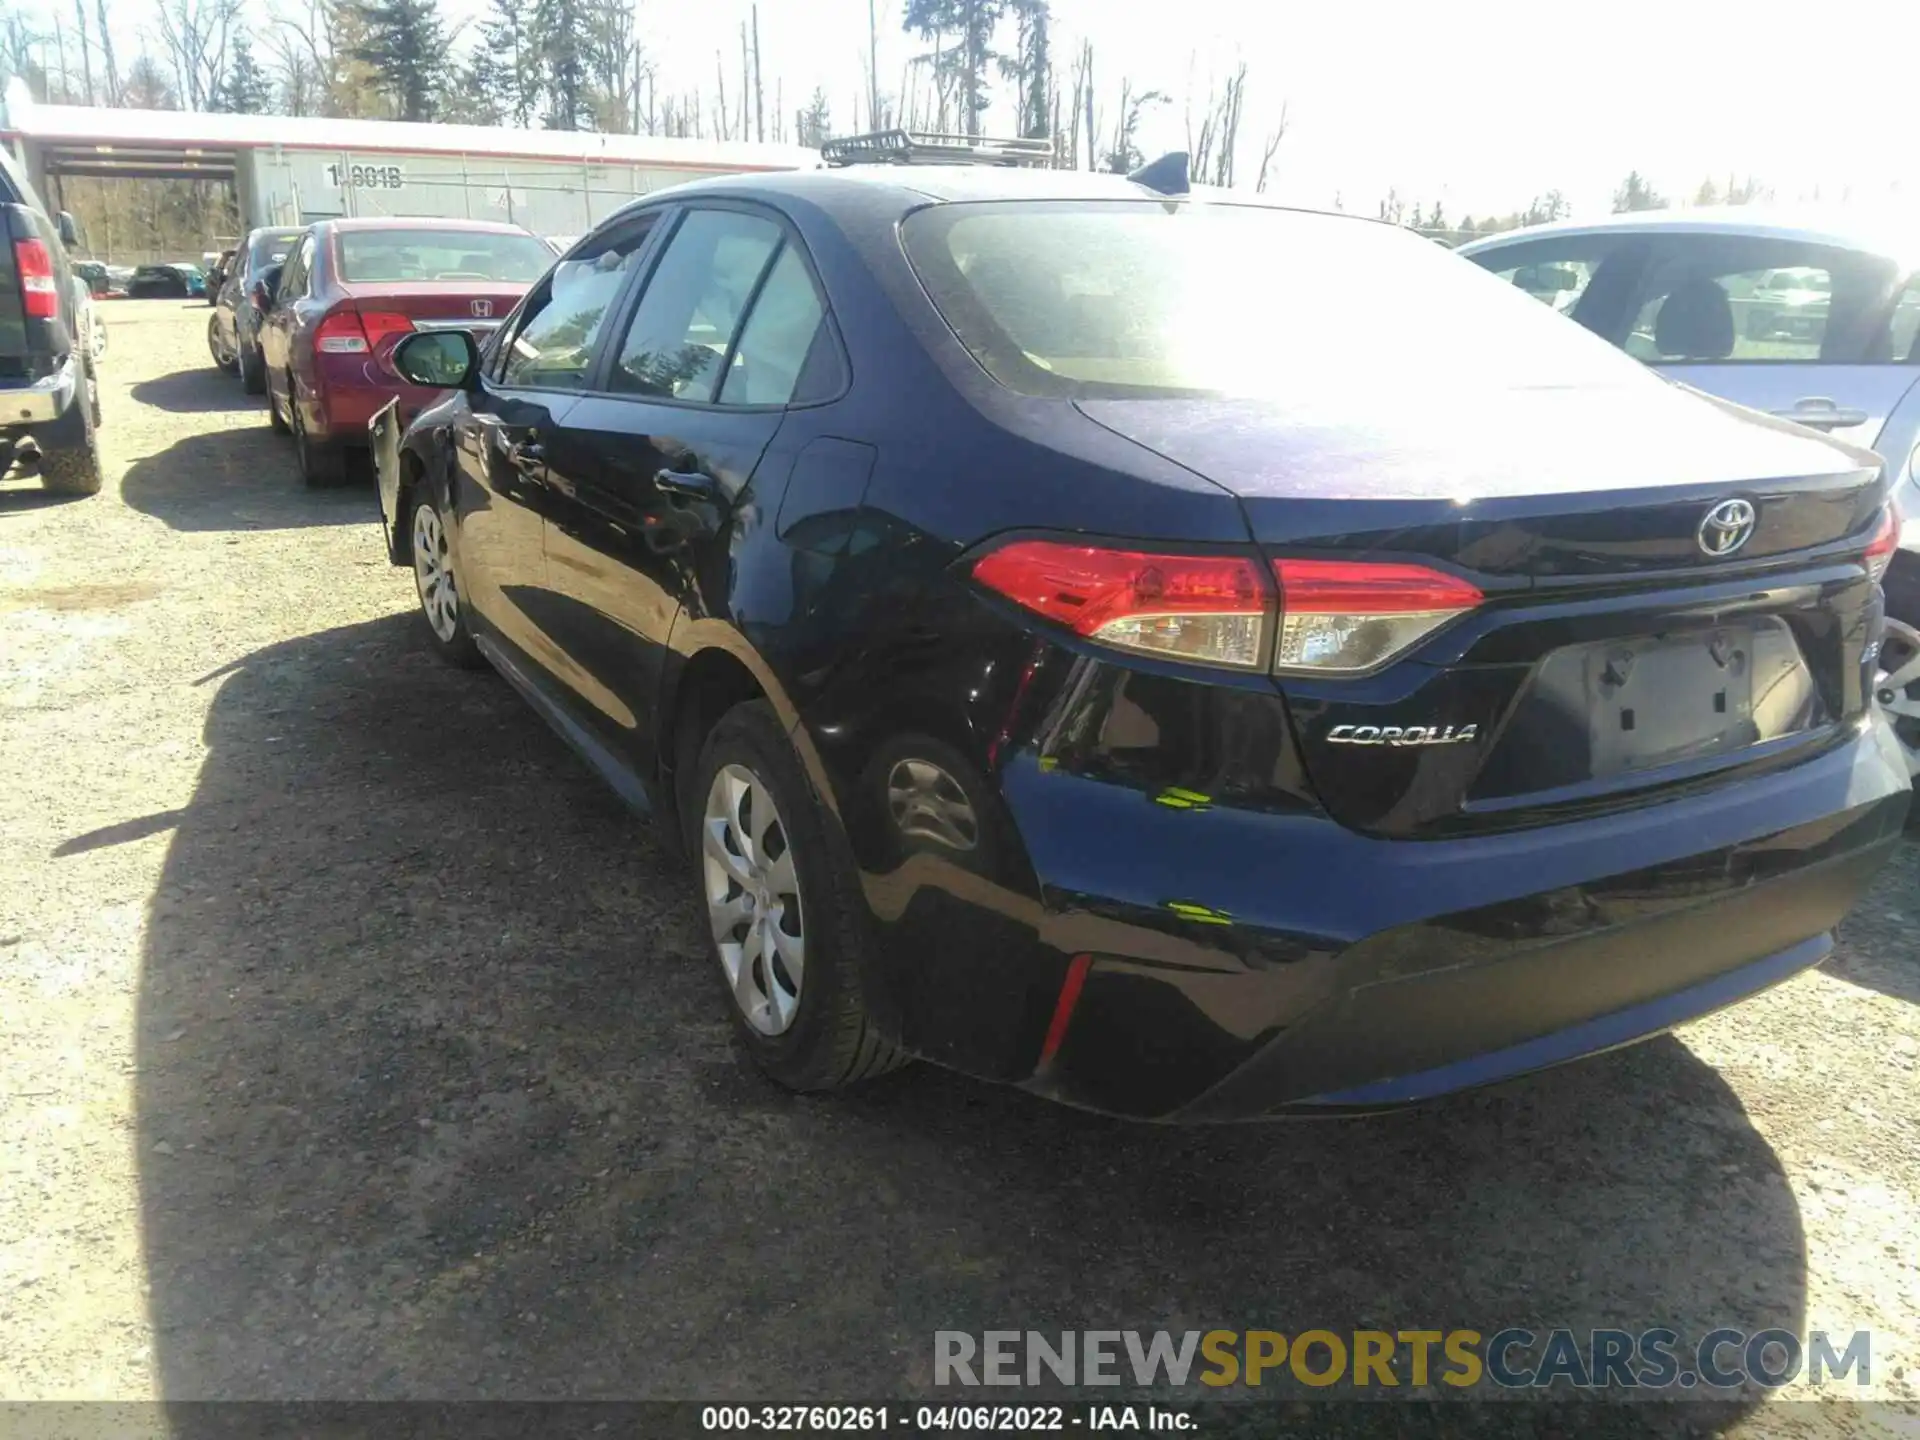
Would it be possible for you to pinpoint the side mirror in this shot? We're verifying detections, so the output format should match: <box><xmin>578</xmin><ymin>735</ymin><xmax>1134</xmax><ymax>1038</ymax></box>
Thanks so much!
<box><xmin>56</xmin><ymin>211</ymin><xmax>78</xmax><ymax>248</ymax></box>
<box><xmin>252</xmin><ymin>264</ymin><xmax>283</xmax><ymax>310</ymax></box>
<box><xmin>392</xmin><ymin>328</ymin><xmax>479</xmax><ymax>389</ymax></box>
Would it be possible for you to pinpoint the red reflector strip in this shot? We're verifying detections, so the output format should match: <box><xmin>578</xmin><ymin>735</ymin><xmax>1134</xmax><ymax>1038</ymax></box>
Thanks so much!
<box><xmin>1273</xmin><ymin>558</ymin><xmax>1483</xmax><ymax>614</ymax></box>
<box><xmin>1036</xmin><ymin>953</ymin><xmax>1093</xmax><ymax>1070</ymax></box>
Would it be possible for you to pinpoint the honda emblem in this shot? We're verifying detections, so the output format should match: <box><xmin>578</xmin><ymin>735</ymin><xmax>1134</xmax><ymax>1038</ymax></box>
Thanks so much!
<box><xmin>470</xmin><ymin>299</ymin><xmax>494</xmax><ymax>319</ymax></box>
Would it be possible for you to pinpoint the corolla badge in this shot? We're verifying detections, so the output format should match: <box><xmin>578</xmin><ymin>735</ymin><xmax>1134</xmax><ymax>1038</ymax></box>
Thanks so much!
<box><xmin>1327</xmin><ymin>724</ymin><xmax>1479</xmax><ymax>746</ymax></box>
<box><xmin>1697</xmin><ymin>498</ymin><xmax>1757</xmax><ymax>557</ymax></box>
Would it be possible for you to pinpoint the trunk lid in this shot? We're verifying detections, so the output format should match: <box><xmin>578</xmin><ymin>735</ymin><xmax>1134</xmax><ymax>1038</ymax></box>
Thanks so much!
<box><xmin>336</xmin><ymin>280</ymin><xmax>530</xmax><ymax>344</ymax></box>
<box><xmin>1077</xmin><ymin>380</ymin><xmax>1882</xmax><ymax>574</ymax></box>
<box><xmin>1078</xmin><ymin>383</ymin><xmax>1887</xmax><ymax>837</ymax></box>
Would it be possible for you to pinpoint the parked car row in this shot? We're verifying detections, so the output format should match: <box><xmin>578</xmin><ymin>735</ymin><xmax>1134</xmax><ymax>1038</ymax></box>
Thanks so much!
<box><xmin>353</xmin><ymin>143</ymin><xmax>1906</xmax><ymax>1124</ymax></box>
<box><xmin>206</xmin><ymin>217</ymin><xmax>555</xmax><ymax>485</ymax></box>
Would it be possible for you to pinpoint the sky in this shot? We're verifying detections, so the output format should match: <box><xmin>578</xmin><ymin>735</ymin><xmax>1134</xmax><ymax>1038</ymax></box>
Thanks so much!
<box><xmin>41</xmin><ymin>0</ymin><xmax>1920</xmax><ymax>221</ymax></box>
<box><xmin>591</xmin><ymin>0</ymin><xmax>1920</xmax><ymax>219</ymax></box>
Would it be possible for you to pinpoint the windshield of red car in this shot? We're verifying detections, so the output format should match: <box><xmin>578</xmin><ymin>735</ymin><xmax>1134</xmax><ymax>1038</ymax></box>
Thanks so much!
<box><xmin>337</xmin><ymin>229</ymin><xmax>553</xmax><ymax>284</ymax></box>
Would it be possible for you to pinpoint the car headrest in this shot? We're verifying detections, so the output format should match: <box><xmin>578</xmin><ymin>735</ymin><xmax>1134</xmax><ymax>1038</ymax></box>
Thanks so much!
<box><xmin>1654</xmin><ymin>278</ymin><xmax>1734</xmax><ymax>360</ymax></box>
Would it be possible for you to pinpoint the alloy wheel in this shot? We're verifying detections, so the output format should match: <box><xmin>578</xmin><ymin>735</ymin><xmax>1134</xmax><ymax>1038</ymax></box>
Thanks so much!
<box><xmin>411</xmin><ymin>502</ymin><xmax>461</xmax><ymax>642</ymax></box>
<box><xmin>1875</xmin><ymin>617</ymin><xmax>1920</xmax><ymax>777</ymax></box>
<box><xmin>702</xmin><ymin>762</ymin><xmax>805</xmax><ymax>1036</ymax></box>
<box><xmin>886</xmin><ymin>758</ymin><xmax>979</xmax><ymax>850</ymax></box>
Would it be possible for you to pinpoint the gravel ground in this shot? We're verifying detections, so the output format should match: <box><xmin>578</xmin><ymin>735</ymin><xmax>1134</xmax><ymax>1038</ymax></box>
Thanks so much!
<box><xmin>1</xmin><ymin>302</ymin><xmax>1917</xmax><ymax>1430</ymax></box>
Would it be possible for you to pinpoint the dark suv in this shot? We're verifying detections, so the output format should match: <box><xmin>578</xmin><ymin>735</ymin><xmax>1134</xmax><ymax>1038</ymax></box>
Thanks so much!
<box><xmin>372</xmin><ymin>142</ymin><xmax>1909</xmax><ymax>1121</ymax></box>
<box><xmin>0</xmin><ymin>147</ymin><xmax>102</xmax><ymax>497</ymax></box>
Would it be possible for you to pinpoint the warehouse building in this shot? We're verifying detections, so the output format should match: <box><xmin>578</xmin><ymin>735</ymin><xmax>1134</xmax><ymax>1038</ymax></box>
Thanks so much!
<box><xmin>0</xmin><ymin>79</ymin><xmax>818</xmax><ymax>242</ymax></box>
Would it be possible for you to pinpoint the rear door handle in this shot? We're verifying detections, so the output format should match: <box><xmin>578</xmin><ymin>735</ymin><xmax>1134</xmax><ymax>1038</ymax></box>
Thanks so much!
<box><xmin>1771</xmin><ymin>398</ymin><xmax>1870</xmax><ymax>430</ymax></box>
<box><xmin>654</xmin><ymin>467</ymin><xmax>720</xmax><ymax>502</ymax></box>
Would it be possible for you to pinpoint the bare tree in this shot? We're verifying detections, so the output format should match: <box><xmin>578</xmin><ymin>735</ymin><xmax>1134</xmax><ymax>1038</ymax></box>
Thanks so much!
<box><xmin>751</xmin><ymin>4</ymin><xmax>764</xmax><ymax>142</ymax></box>
<box><xmin>155</xmin><ymin>0</ymin><xmax>238</xmax><ymax>111</ymax></box>
<box><xmin>71</xmin><ymin>0</ymin><xmax>93</xmax><ymax>103</ymax></box>
<box><xmin>92</xmin><ymin>0</ymin><xmax>118</xmax><ymax>103</ymax></box>
<box><xmin>714</xmin><ymin>48</ymin><xmax>729</xmax><ymax>139</ymax></box>
<box><xmin>1254</xmin><ymin>100</ymin><xmax>1288</xmax><ymax>193</ymax></box>
<box><xmin>866</xmin><ymin>0</ymin><xmax>880</xmax><ymax>135</ymax></box>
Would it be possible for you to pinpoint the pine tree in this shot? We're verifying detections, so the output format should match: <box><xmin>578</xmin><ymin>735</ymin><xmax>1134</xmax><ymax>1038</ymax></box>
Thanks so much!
<box><xmin>213</xmin><ymin>31</ymin><xmax>274</xmax><ymax>114</ymax></box>
<box><xmin>534</xmin><ymin>0</ymin><xmax>591</xmax><ymax>129</ymax></box>
<box><xmin>1611</xmin><ymin>171</ymin><xmax>1666</xmax><ymax>213</ymax></box>
<box><xmin>351</xmin><ymin>0</ymin><xmax>447</xmax><ymax>122</ymax></box>
<box><xmin>903</xmin><ymin>0</ymin><xmax>1006</xmax><ymax>136</ymax></box>
<box><xmin>1003</xmin><ymin>0</ymin><xmax>1051</xmax><ymax>140</ymax></box>
<box><xmin>795</xmin><ymin>87</ymin><xmax>831</xmax><ymax>147</ymax></box>
<box><xmin>468</xmin><ymin>0</ymin><xmax>540</xmax><ymax>127</ymax></box>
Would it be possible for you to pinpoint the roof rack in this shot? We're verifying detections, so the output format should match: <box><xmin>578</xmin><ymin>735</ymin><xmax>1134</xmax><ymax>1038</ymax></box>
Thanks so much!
<box><xmin>819</xmin><ymin>129</ymin><xmax>1056</xmax><ymax>168</ymax></box>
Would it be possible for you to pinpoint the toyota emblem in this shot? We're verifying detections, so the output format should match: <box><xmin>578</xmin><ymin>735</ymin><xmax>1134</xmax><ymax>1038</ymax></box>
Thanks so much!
<box><xmin>470</xmin><ymin>299</ymin><xmax>494</xmax><ymax>318</ymax></box>
<box><xmin>1697</xmin><ymin>498</ymin><xmax>1757</xmax><ymax>557</ymax></box>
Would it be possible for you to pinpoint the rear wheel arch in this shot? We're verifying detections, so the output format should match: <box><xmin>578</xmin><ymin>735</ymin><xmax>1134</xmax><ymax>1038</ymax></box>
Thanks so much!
<box><xmin>669</xmin><ymin>648</ymin><xmax>768</xmax><ymax>838</ymax></box>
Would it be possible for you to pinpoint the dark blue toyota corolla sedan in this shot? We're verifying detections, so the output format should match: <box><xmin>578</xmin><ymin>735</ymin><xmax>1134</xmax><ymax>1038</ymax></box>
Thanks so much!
<box><xmin>371</xmin><ymin>138</ymin><xmax>1910</xmax><ymax>1120</ymax></box>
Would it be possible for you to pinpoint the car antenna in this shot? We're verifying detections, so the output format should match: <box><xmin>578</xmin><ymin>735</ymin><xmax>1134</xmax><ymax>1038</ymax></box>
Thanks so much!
<box><xmin>1127</xmin><ymin>151</ymin><xmax>1191</xmax><ymax>198</ymax></box>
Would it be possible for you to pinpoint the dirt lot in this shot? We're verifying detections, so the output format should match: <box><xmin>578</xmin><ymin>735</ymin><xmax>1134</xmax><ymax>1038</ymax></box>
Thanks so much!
<box><xmin>1</xmin><ymin>301</ymin><xmax>1917</xmax><ymax>1426</ymax></box>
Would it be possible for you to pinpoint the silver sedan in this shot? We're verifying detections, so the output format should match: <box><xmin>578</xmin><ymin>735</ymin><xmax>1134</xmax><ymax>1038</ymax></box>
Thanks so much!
<box><xmin>1461</xmin><ymin>210</ymin><xmax>1920</xmax><ymax>775</ymax></box>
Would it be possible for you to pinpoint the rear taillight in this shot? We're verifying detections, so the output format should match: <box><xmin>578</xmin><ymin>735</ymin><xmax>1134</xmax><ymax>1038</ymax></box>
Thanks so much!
<box><xmin>970</xmin><ymin>540</ymin><xmax>1485</xmax><ymax>674</ymax></box>
<box><xmin>1864</xmin><ymin>505</ymin><xmax>1897</xmax><ymax>582</ymax></box>
<box><xmin>971</xmin><ymin>540</ymin><xmax>1269</xmax><ymax>669</ymax></box>
<box><xmin>1271</xmin><ymin>559</ymin><xmax>1484</xmax><ymax>674</ymax></box>
<box><xmin>14</xmin><ymin>237</ymin><xmax>57</xmax><ymax>320</ymax></box>
<box><xmin>315</xmin><ymin>308</ymin><xmax>413</xmax><ymax>354</ymax></box>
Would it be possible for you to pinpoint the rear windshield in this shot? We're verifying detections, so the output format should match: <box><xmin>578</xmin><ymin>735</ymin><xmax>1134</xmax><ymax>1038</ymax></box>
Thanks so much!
<box><xmin>250</xmin><ymin>231</ymin><xmax>303</xmax><ymax>267</ymax></box>
<box><xmin>337</xmin><ymin>229</ymin><xmax>553</xmax><ymax>284</ymax></box>
<box><xmin>901</xmin><ymin>201</ymin><xmax>1637</xmax><ymax>400</ymax></box>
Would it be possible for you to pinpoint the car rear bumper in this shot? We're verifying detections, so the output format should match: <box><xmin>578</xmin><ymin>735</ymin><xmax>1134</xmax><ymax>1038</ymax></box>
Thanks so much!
<box><xmin>0</xmin><ymin>352</ymin><xmax>82</xmax><ymax>430</ymax></box>
<box><xmin>310</xmin><ymin>368</ymin><xmax>445</xmax><ymax>445</ymax></box>
<box><xmin>860</xmin><ymin>711</ymin><xmax>1909</xmax><ymax>1121</ymax></box>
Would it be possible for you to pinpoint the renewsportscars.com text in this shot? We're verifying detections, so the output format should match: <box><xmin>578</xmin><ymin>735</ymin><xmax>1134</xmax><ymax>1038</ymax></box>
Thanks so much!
<box><xmin>934</xmin><ymin>1328</ymin><xmax>1872</xmax><ymax>1391</ymax></box>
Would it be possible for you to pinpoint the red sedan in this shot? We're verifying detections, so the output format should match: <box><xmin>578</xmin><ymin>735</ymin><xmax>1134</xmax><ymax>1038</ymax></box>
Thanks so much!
<box><xmin>257</xmin><ymin>218</ymin><xmax>555</xmax><ymax>485</ymax></box>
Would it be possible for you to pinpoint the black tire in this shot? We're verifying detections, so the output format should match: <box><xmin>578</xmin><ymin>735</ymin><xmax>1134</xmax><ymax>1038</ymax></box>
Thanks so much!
<box><xmin>406</xmin><ymin>487</ymin><xmax>484</xmax><ymax>669</ymax></box>
<box><xmin>289</xmin><ymin>380</ymin><xmax>346</xmax><ymax>487</ymax></box>
<box><xmin>38</xmin><ymin>367</ymin><xmax>103</xmax><ymax>497</ymax></box>
<box><xmin>267</xmin><ymin>374</ymin><xmax>290</xmax><ymax>433</ymax></box>
<box><xmin>689</xmin><ymin>700</ymin><xmax>908</xmax><ymax>1092</ymax></box>
<box><xmin>238</xmin><ymin>340</ymin><xmax>265</xmax><ymax>394</ymax></box>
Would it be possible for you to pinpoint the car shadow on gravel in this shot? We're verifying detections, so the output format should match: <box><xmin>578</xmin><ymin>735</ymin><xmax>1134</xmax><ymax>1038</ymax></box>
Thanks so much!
<box><xmin>0</xmin><ymin>481</ymin><xmax>90</xmax><ymax>514</ymax></box>
<box><xmin>130</xmin><ymin>366</ymin><xmax>262</xmax><ymax>415</ymax></box>
<box><xmin>1826</xmin><ymin>837</ymin><xmax>1920</xmax><ymax>1006</ymax></box>
<box><xmin>135</xmin><ymin>613</ymin><xmax>1803</xmax><ymax>1413</ymax></box>
<box><xmin>120</xmin><ymin>428</ymin><xmax>371</xmax><ymax>532</ymax></box>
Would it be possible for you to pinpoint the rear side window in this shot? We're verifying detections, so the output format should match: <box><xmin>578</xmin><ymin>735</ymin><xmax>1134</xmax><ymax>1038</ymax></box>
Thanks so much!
<box><xmin>1614</xmin><ymin>236</ymin><xmax>1902</xmax><ymax>364</ymax></box>
<box><xmin>337</xmin><ymin>229</ymin><xmax>553</xmax><ymax>284</ymax></box>
<box><xmin>718</xmin><ymin>244</ymin><xmax>834</xmax><ymax>405</ymax></box>
<box><xmin>902</xmin><ymin>201</ymin><xmax>1633</xmax><ymax>400</ymax></box>
<box><xmin>250</xmin><ymin>232</ymin><xmax>302</xmax><ymax>272</ymax></box>
<box><xmin>609</xmin><ymin>209</ymin><xmax>784</xmax><ymax>400</ymax></box>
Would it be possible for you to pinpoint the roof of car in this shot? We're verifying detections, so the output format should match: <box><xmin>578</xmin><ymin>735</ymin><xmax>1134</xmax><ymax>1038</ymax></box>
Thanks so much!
<box><xmin>314</xmin><ymin>216</ymin><xmax>540</xmax><ymax>235</ymax></box>
<box><xmin>620</xmin><ymin>162</ymin><xmax>1371</xmax><ymax>223</ymax></box>
<box><xmin>1457</xmin><ymin>206</ymin><xmax>1918</xmax><ymax>265</ymax></box>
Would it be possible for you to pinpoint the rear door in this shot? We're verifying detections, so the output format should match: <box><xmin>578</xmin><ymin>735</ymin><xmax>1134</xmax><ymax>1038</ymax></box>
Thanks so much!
<box><xmin>260</xmin><ymin>232</ymin><xmax>314</xmax><ymax>407</ymax></box>
<box><xmin>537</xmin><ymin>204</ymin><xmax>819</xmax><ymax>762</ymax></box>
